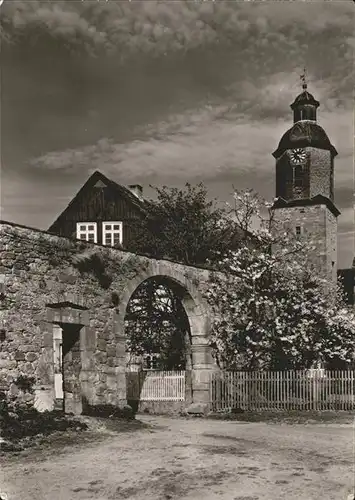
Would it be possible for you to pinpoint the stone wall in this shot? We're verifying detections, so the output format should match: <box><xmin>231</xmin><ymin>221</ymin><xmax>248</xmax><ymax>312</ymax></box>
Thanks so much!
<box><xmin>273</xmin><ymin>204</ymin><xmax>336</xmax><ymax>282</ymax></box>
<box><xmin>308</xmin><ymin>148</ymin><xmax>333</xmax><ymax>200</ymax></box>
<box><xmin>275</xmin><ymin>147</ymin><xmax>333</xmax><ymax>203</ymax></box>
<box><xmin>137</xmin><ymin>401</ymin><xmax>186</xmax><ymax>415</ymax></box>
<box><xmin>325</xmin><ymin>208</ymin><xmax>338</xmax><ymax>283</ymax></box>
<box><xmin>0</xmin><ymin>221</ymin><xmax>214</xmax><ymax>413</ymax></box>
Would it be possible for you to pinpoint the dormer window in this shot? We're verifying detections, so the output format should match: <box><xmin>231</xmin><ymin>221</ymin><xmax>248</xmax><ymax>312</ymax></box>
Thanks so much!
<box><xmin>103</xmin><ymin>221</ymin><xmax>123</xmax><ymax>247</ymax></box>
<box><xmin>76</xmin><ymin>222</ymin><xmax>97</xmax><ymax>243</ymax></box>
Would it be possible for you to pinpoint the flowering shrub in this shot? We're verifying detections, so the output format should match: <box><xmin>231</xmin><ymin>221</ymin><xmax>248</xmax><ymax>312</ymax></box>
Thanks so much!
<box><xmin>206</xmin><ymin>190</ymin><xmax>355</xmax><ymax>370</ymax></box>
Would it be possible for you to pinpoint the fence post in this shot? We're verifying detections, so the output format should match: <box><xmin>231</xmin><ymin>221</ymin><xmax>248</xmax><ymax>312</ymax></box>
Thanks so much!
<box><xmin>185</xmin><ymin>369</ymin><xmax>193</xmax><ymax>406</ymax></box>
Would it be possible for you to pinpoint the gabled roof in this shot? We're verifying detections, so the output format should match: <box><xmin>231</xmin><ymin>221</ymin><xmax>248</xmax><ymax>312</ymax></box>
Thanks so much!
<box><xmin>48</xmin><ymin>171</ymin><xmax>148</xmax><ymax>231</ymax></box>
<box><xmin>272</xmin><ymin>195</ymin><xmax>341</xmax><ymax>218</ymax></box>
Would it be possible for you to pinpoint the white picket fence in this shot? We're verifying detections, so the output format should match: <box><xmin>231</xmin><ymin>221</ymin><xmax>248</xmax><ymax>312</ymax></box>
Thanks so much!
<box><xmin>126</xmin><ymin>370</ymin><xmax>185</xmax><ymax>401</ymax></box>
<box><xmin>210</xmin><ymin>370</ymin><xmax>355</xmax><ymax>411</ymax></box>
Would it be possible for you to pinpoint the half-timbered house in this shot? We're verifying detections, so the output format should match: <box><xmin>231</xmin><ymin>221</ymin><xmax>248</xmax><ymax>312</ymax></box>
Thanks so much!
<box><xmin>48</xmin><ymin>170</ymin><xmax>147</xmax><ymax>248</ymax></box>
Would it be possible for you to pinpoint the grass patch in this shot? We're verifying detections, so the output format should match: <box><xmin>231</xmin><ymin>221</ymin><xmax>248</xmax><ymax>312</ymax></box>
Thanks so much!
<box><xmin>82</xmin><ymin>402</ymin><xmax>135</xmax><ymax>420</ymax></box>
<box><xmin>207</xmin><ymin>410</ymin><xmax>355</xmax><ymax>424</ymax></box>
<box><xmin>0</xmin><ymin>402</ymin><xmax>89</xmax><ymax>454</ymax></box>
<box><xmin>0</xmin><ymin>416</ymin><xmax>148</xmax><ymax>463</ymax></box>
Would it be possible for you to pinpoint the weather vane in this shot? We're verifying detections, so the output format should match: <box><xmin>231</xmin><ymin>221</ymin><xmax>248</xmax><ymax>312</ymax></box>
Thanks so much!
<box><xmin>300</xmin><ymin>67</ymin><xmax>308</xmax><ymax>90</ymax></box>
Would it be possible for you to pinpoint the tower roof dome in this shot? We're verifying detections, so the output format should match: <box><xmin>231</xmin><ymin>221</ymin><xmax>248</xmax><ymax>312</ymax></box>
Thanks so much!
<box><xmin>290</xmin><ymin>90</ymin><xmax>320</xmax><ymax>110</ymax></box>
<box><xmin>272</xmin><ymin>120</ymin><xmax>338</xmax><ymax>158</ymax></box>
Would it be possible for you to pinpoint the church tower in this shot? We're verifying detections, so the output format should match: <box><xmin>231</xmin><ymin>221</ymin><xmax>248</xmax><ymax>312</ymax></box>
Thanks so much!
<box><xmin>272</xmin><ymin>71</ymin><xmax>340</xmax><ymax>282</ymax></box>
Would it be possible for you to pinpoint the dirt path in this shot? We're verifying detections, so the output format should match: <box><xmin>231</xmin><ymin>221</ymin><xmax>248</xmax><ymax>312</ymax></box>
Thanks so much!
<box><xmin>1</xmin><ymin>415</ymin><xmax>354</xmax><ymax>500</ymax></box>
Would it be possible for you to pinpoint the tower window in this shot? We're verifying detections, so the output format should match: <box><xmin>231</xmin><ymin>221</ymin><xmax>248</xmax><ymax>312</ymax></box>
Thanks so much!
<box><xmin>295</xmin><ymin>226</ymin><xmax>302</xmax><ymax>237</ymax></box>
<box><xmin>294</xmin><ymin>165</ymin><xmax>304</xmax><ymax>188</ymax></box>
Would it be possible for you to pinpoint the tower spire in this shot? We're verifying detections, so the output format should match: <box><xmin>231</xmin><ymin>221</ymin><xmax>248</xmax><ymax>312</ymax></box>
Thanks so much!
<box><xmin>289</xmin><ymin>68</ymin><xmax>319</xmax><ymax>123</ymax></box>
<box><xmin>300</xmin><ymin>67</ymin><xmax>307</xmax><ymax>90</ymax></box>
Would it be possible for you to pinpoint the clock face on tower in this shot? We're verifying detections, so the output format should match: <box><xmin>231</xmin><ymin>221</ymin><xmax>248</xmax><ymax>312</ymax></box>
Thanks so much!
<box><xmin>289</xmin><ymin>148</ymin><xmax>307</xmax><ymax>164</ymax></box>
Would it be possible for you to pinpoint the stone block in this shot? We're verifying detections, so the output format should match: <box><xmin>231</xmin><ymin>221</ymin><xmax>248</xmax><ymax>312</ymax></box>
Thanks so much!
<box><xmin>25</xmin><ymin>352</ymin><xmax>38</xmax><ymax>362</ymax></box>
<box><xmin>116</xmin><ymin>375</ymin><xmax>126</xmax><ymax>393</ymax></box>
<box><xmin>185</xmin><ymin>403</ymin><xmax>210</xmax><ymax>416</ymax></box>
<box><xmin>36</xmin><ymin>350</ymin><xmax>54</xmax><ymax>385</ymax></box>
<box><xmin>80</xmin><ymin>327</ymin><xmax>96</xmax><ymax>351</ymax></box>
<box><xmin>14</xmin><ymin>351</ymin><xmax>25</xmax><ymax>361</ymax></box>
<box><xmin>192</xmin><ymin>369</ymin><xmax>214</xmax><ymax>385</ymax></box>
<box><xmin>22</xmin><ymin>393</ymin><xmax>34</xmax><ymax>403</ymax></box>
<box><xmin>97</xmin><ymin>339</ymin><xmax>107</xmax><ymax>352</ymax></box>
<box><xmin>33</xmin><ymin>388</ymin><xmax>55</xmax><ymax>412</ymax></box>
<box><xmin>9</xmin><ymin>383</ymin><xmax>19</xmax><ymax>396</ymax></box>
<box><xmin>65</xmin><ymin>380</ymin><xmax>76</xmax><ymax>393</ymax></box>
<box><xmin>81</xmin><ymin>355</ymin><xmax>95</xmax><ymax>372</ymax></box>
<box><xmin>19</xmin><ymin>344</ymin><xmax>37</xmax><ymax>353</ymax></box>
<box><xmin>0</xmin><ymin>359</ymin><xmax>16</xmax><ymax>369</ymax></box>
<box><xmin>107</xmin><ymin>357</ymin><xmax>115</xmax><ymax>367</ymax></box>
<box><xmin>94</xmin><ymin>352</ymin><xmax>107</xmax><ymax>364</ymax></box>
<box><xmin>191</xmin><ymin>348</ymin><xmax>214</xmax><ymax>368</ymax></box>
<box><xmin>116</xmin><ymin>344</ymin><xmax>126</xmax><ymax>357</ymax></box>
<box><xmin>43</xmin><ymin>332</ymin><xmax>53</xmax><ymax>347</ymax></box>
<box><xmin>25</xmin><ymin>362</ymin><xmax>35</xmax><ymax>374</ymax></box>
<box><xmin>101</xmin><ymin>326</ymin><xmax>110</xmax><ymax>340</ymax></box>
<box><xmin>96</xmin><ymin>384</ymin><xmax>107</xmax><ymax>396</ymax></box>
<box><xmin>106</xmin><ymin>345</ymin><xmax>116</xmax><ymax>357</ymax></box>
<box><xmin>104</xmin><ymin>367</ymin><xmax>117</xmax><ymax>375</ymax></box>
<box><xmin>65</xmin><ymin>396</ymin><xmax>82</xmax><ymax>416</ymax></box>
<box><xmin>106</xmin><ymin>375</ymin><xmax>117</xmax><ymax>391</ymax></box>
<box><xmin>105</xmin><ymin>392</ymin><xmax>117</xmax><ymax>405</ymax></box>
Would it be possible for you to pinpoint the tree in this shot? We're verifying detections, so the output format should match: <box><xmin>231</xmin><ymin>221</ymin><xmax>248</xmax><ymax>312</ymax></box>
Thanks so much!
<box><xmin>127</xmin><ymin>182</ymin><xmax>246</xmax><ymax>266</ymax></box>
<box><xmin>206</xmin><ymin>190</ymin><xmax>355</xmax><ymax>371</ymax></box>
<box><xmin>125</xmin><ymin>279</ymin><xmax>190</xmax><ymax>370</ymax></box>
<box><xmin>124</xmin><ymin>183</ymin><xmax>248</xmax><ymax>367</ymax></box>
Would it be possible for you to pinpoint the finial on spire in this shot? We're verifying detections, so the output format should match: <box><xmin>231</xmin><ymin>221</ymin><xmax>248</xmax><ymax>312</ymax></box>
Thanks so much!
<box><xmin>300</xmin><ymin>67</ymin><xmax>307</xmax><ymax>90</ymax></box>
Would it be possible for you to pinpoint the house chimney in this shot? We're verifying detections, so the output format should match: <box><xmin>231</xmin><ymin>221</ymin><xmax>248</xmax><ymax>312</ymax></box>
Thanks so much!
<box><xmin>128</xmin><ymin>184</ymin><xmax>143</xmax><ymax>201</ymax></box>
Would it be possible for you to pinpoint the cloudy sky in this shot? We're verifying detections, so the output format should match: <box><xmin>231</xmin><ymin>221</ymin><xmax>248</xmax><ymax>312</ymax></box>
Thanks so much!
<box><xmin>1</xmin><ymin>0</ymin><xmax>354</xmax><ymax>267</ymax></box>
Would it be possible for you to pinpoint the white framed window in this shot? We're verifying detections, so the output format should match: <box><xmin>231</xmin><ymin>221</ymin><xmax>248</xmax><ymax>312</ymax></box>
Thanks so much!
<box><xmin>143</xmin><ymin>353</ymin><xmax>161</xmax><ymax>371</ymax></box>
<box><xmin>295</xmin><ymin>225</ymin><xmax>303</xmax><ymax>237</ymax></box>
<box><xmin>76</xmin><ymin>222</ymin><xmax>97</xmax><ymax>243</ymax></box>
<box><xmin>102</xmin><ymin>221</ymin><xmax>123</xmax><ymax>247</ymax></box>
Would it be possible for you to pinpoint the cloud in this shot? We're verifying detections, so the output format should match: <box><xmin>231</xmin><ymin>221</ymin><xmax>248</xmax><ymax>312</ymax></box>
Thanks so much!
<box><xmin>2</xmin><ymin>1</ymin><xmax>353</xmax><ymax>77</ymax></box>
<box><xmin>2</xmin><ymin>0</ymin><xmax>353</xmax><ymax>268</ymax></box>
<box><xmin>28</xmin><ymin>103</ymin><xmax>283</xmax><ymax>182</ymax></box>
<box><xmin>28</xmin><ymin>87</ymin><xmax>352</xmax><ymax>182</ymax></box>
<box><xmin>3</xmin><ymin>0</ymin><xmax>352</xmax><ymax>172</ymax></box>
<box><xmin>338</xmin><ymin>206</ymin><xmax>355</xmax><ymax>229</ymax></box>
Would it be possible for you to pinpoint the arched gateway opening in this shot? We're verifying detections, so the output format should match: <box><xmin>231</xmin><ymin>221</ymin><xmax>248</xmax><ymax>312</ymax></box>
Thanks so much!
<box><xmin>115</xmin><ymin>262</ymin><xmax>214</xmax><ymax>412</ymax></box>
<box><xmin>125</xmin><ymin>277</ymin><xmax>192</xmax><ymax>372</ymax></box>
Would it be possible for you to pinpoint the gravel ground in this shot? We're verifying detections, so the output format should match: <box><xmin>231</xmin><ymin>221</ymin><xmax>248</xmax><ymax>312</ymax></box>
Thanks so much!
<box><xmin>0</xmin><ymin>415</ymin><xmax>354</xmax><ymax>500</ymax></box>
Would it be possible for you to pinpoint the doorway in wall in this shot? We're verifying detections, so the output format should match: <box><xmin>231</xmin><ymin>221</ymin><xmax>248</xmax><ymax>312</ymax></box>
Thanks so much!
<box><xmin>53</xmin><ymin>323</ymin><xmax>83</xmax><ymax>414</ymax></box>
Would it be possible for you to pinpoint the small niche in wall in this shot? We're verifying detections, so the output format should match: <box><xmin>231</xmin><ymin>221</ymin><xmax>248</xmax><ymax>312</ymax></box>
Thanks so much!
<box><xmin>111</xmin><ymin>292</ymin><xmax>120</xmax><ymax>307</ymax></box>
<box><xmin>0</xmin><ymin>329</ymin><xmax>6</xmax><ymax>341</ymax></box>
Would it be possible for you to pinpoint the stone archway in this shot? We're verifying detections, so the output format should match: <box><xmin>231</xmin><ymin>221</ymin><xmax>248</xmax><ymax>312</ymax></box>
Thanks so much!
<box><xmin>114</xmin><ymin>261</ymin><xmax>214</xmax><ymax>412</ymax></box>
